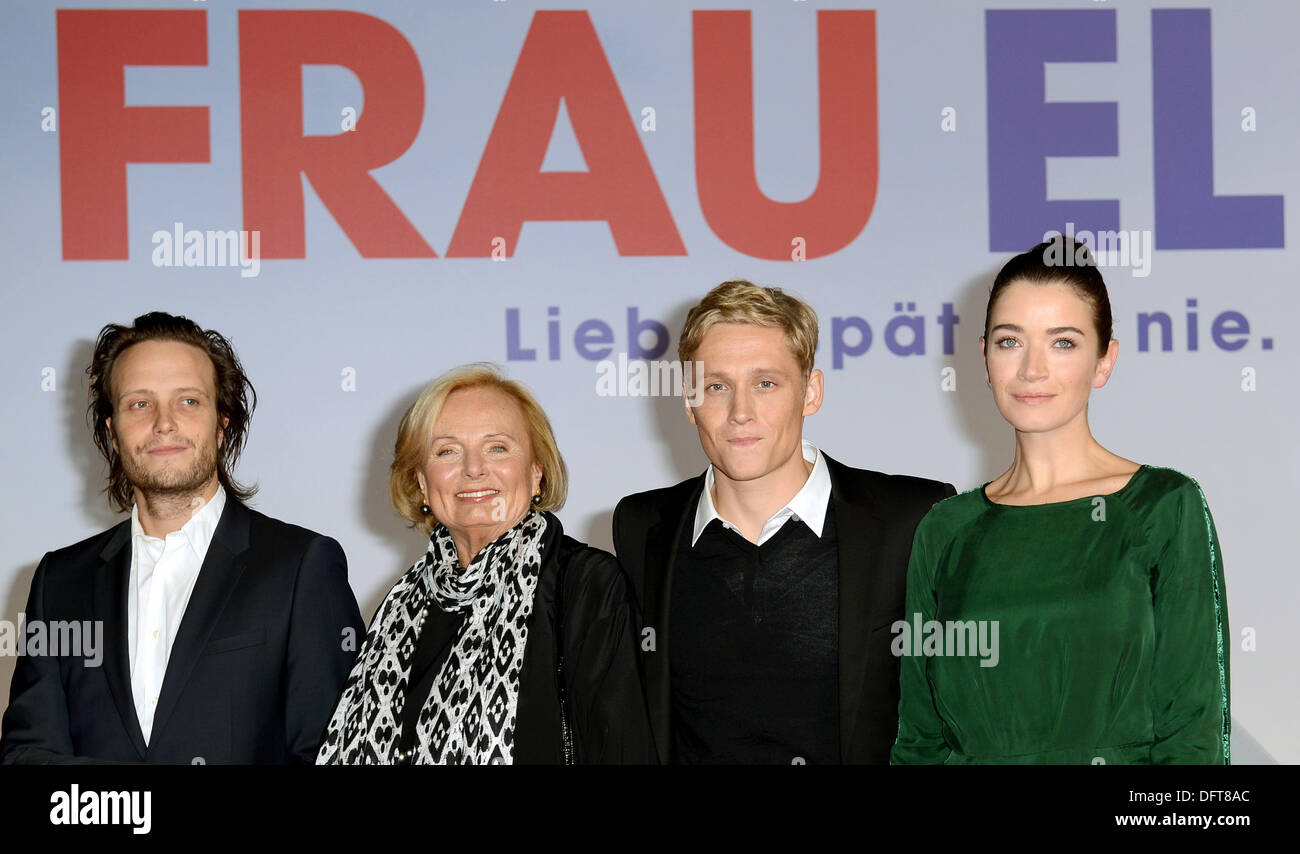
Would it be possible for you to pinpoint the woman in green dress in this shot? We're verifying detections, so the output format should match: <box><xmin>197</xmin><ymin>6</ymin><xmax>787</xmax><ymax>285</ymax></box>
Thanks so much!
<box><xmin>891</xmin><ymin>238</ymin><xmax>1230</xmax><ymax>764</ymax></box>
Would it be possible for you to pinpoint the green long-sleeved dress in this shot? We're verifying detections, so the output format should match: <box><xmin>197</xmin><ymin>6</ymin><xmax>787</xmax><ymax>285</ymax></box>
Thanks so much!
<box><xmin>890</xmin><ymin>465</ymin><xmax>1230</xmax><ymax>764</ymax></box>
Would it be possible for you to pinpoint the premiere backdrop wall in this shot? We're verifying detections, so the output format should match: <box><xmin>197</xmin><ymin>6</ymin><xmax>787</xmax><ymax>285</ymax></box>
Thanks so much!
<box><xmin>1</xmin><ymin>0</ymin><xmax>1295</xmax><ymax>762</ymax></box>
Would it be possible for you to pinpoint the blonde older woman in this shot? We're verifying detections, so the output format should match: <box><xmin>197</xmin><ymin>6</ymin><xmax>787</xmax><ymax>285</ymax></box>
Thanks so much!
<box><xmin>318</xmin><ymin>364</ymin><xmax>652</xmax><ymax>764</ymax></box>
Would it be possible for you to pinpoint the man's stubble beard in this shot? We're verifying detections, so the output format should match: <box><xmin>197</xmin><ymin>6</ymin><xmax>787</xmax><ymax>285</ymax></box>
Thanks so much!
<box><xmin>121</xmin><ymin>432</ymin><xmax>222</xmax><ymax>504</ymax></box>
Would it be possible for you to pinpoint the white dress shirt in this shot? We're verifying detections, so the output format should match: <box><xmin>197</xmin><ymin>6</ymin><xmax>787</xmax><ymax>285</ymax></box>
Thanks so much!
<box><xmin>127</xmin><ymin>484</ymin><xmax>226</xmax><ymax>744</ymax></box>
<box><xmin>692</xmin><ymin>439</ymin><xmax>832</xmax><ymax>546</ymax></box>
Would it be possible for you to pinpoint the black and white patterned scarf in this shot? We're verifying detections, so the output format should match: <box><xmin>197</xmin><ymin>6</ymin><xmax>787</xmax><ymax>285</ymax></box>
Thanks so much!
<box><xmin>317</xmin><ymin>510</ymin><xmax>548</xmax><ymax>764</ymax></box>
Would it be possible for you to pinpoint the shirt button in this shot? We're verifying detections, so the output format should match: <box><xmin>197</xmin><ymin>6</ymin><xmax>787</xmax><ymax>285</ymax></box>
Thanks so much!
<box><xmin>753</xmin><ymin>615</ymin><xmax>763</xmax><ymax>624</ymax></box>
<box><xmin>152</xmin><ymin>630</ymin><xmax>160</xmax><ymax>639</ymax></box>
<box><xmin>151</xmin><ymin>697</ymin><xmax>158</xmax><ymax>705</ymax></box>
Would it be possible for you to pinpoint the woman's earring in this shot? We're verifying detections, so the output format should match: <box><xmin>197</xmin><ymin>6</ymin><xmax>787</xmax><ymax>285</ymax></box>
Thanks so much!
<box><xmin>531</xmin><ymin>492</ymin><xmax>541</xmax><ymax>504</ymax></box>
<box><xmin>419</xmin><ymin>503</ymin><xmax>432</xmax><ymax>515</ymax></box>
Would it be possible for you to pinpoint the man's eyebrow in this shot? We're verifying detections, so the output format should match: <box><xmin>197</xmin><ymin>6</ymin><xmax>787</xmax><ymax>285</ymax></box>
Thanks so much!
<box><xmin>703</xmin><ymin>367</ymin><xmax>791</xmax><ymax>379</ymax></box>
<box><xmin>116</xmin><ymin>387</ymin><xmax>210</xmax><ymax>404</ymax></box>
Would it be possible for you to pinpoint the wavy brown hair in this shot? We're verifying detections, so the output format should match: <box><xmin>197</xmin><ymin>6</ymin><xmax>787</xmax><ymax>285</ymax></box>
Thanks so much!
<box><xmin>87</xmin><ymin>312</ymin><xmax>257</xmax><ymax>512</ymax></box>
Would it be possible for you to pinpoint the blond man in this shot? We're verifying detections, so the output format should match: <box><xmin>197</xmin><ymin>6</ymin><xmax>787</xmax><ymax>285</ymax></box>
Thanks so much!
<box><xmin>613</xmin><ymin>281</ymin><xmax>954</xmax><ymax>764</ymax></box>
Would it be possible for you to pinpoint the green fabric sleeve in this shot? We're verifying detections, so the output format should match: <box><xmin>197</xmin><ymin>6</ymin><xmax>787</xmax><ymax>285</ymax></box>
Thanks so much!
<box><xmin>1149</xmin><ymin>479</ymin><xmax>1231</xmax><ymax>764</ymax></box>
<box><xmin>890</xmin><ymin>514</ymin><xmax>952</xmax><ymax>764</ymax></box>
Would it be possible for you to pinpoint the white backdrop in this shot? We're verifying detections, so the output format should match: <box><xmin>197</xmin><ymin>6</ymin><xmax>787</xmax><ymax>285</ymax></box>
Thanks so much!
<box><xmin>1</xmin><ymin>0</ymin><xmax>1295</xmax><ymax>762</ymax></box>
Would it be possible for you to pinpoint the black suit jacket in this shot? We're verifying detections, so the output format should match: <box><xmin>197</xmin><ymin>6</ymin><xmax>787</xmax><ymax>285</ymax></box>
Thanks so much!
<box><xmin>612</xmin><ymin>452</ymin><xmax>954</xmax><ymax>764</ymax></box>
<box><xmin>0</xmin><ymin>498</ymin><xmax>365</xmax><ymax>764</ymax></box>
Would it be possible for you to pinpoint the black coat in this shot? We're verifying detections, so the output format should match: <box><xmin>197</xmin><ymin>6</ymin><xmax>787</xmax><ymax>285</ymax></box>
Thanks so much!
<box><xmin>0</xmin><ymin>499</ymin><xmax>365</xmax><ymax>764</ymax></box>
<box><xmin>612</xmin><ymin>453</ymin><xmax>955</xmax><ymax>764</ymax></box>
<box><xmin>482</xmin><ymin>516</ymin><xmax>657</xmax><ymax>763</ymax></box>
<box><xmin>345</xmin><ymin>512</ymin><xmax>655</xmax><ymax>764</ymax></box>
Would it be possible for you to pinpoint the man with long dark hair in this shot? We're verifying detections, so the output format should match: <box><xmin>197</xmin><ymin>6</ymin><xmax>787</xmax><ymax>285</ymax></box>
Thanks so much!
<box><xmin>0</xmin><ymin>312</ymin><xmax>363</xmax><ymax>764</ymax></box>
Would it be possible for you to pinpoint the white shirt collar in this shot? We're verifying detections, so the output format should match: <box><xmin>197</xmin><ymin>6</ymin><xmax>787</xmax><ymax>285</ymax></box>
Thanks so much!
<box><xmin>692</xmin><ymin>439</ymin><xmax>831</xmax><ymax>546</ymax></box>
<box><xmin>130</xmin><ymin>483</ymin><xmax>227</xmax><ymax>558</ymax></box>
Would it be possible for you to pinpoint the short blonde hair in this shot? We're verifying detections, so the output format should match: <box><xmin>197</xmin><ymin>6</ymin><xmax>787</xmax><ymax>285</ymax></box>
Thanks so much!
<box><xmin>390</xmin><ymin>363</ymin><xmax>568</xmax><ymax>535</ymax></box>
<box><xmin>678</xmin><ymin>280</ymin><xmax>818</xmax><ymax>378</ymax></box>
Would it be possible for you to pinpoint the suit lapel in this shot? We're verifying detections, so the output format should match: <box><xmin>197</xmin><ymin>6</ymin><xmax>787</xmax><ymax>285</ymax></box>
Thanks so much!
<box><xmin>825</xmin><ymin>455</ymin><xmax>884</xmax><ymax>763</ymax></box>
<box><xmin>92</xmin><ymin>523</ymin><xmax>148</xmax><ymax>759</ymax></box>
<box><xmin>148</xmin><ymin>499</ymin><xmax>252</xmax><ymax>750</ymax></box>
<box><xmin>642</xmin><ymin>476</ymin><xmax>703</xmax><ymax>765</ymax></box>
